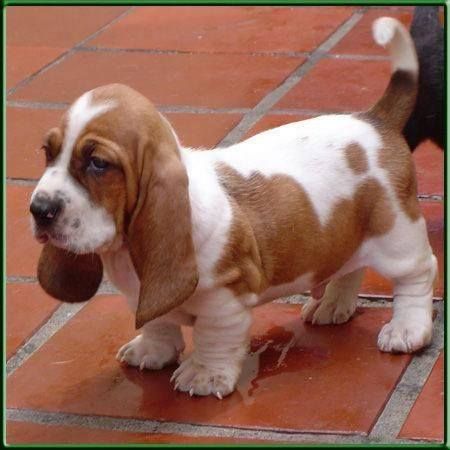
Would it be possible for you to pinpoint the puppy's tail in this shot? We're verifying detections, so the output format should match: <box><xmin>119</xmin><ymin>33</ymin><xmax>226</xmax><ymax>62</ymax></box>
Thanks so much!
<box><xmin>366</xmin><ymin>17</ymin><xmax>418</xmax><ymax>130</ymax></box>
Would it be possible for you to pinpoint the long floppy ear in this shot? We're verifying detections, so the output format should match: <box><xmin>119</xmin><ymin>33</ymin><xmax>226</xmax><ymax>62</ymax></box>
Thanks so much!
<box><xmin>37</xmin><ymin>243</ymin><xmax>103</xmax><ymax>302</ymax></box>
<box><xmin>128</xmin><ymin>137</ymin><xmax>199</xmax><ymax>329</ymax></box>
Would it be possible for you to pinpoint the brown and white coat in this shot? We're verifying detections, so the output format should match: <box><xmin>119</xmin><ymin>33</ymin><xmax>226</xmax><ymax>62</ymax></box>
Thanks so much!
<box><xmin>30</xmin><ymin>17</ymin><xmax>437</xmax><ymax>398</ymax></box>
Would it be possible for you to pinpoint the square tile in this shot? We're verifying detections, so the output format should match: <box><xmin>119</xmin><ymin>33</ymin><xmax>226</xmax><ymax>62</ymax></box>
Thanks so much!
<box><xmin>8</xmin><ymin>298</ymin><xmax>411</xmax><ymax>434</ymax></box>
<box><xmin>6</xmin><ymin>283</ymin><xmax>59</xmax><ymax>359</ymax></box>
<box><xmin>275</xmin><ymin>58</ymin><xmax>391</xmax><ymax>112</ymax></box>
<box><xmin>90</xmin><ymin>6</ymin><xmax>354</xmax><ymax>53</ymax></box>
<box><xmin>398</xmin><ymin>353</ymin><xmax>444</xmax><ymax>442</ymax></box>
<box><xmin>10</xmin><ymin>51</ymin><xmax>303</xmax><ymax>109</ymax></box>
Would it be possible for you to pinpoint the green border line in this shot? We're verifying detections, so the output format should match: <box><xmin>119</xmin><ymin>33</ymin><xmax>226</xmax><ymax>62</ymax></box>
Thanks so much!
<box><xmin>3</xmin><ymin>1</ymin><xmax>446</xmax><ymax>448</ymax></box>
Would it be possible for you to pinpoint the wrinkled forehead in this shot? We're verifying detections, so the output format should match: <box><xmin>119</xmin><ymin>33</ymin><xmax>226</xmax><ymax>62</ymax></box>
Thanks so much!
<box><xmin>31</xmin><ymin>90</ymin><xmax>118</xmax><ymax>200</ymax></box>
<box><xmin>58</xmin><ymin>90</ymin><xmax>117</xmax><ymax>166</ymax></box>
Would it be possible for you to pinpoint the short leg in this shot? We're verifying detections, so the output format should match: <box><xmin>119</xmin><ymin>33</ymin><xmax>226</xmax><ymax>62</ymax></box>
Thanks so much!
<box><xmin>117</xmin><ymin>321</ymin><xmax>184</xmax><ymax>370</ymax></box>
<box><xmin>172</xmin><ymin>292</ymin><xmax>252</xmax><ymax>398</ymax></box>
<box><xmin>302</xmin><ymin>269</ymin><xmax>364</xmax><ymax>325</ymax></box>
<box><xmin>117</xmin><ymin>309</ymin><xmax>193</xmax><ymax>370</ymax></box>
<box><xmin>378</xmin><ymin>255</ymin><xmax>437</xmax><ymax>353</ymax></box>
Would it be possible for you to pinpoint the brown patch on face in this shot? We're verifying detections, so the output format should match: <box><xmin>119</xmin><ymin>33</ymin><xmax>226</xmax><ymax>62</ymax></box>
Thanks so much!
<box><xmin>61</xmin><ymin>83</ymin><xmax>171</xmax><ymax>237</ymax></box>
<box><xmin>41</xmin><ymin>127</ymin><xmax>63</xmax><ymax>165</ymax></box>
<box><xmin>69</xmin><ymin>137</ymin><xmax>129</xmax><ymax>236</ymax></box>
<box><xmin>38</xmin><ymin>84</ymin><xmax>198</xmax><ymax>328</ymax></box>
<box><xmin>345</xmin><ymin>143</ymin><xmax>368</xmax><ymax>174</ymax></box>
<box><xmin>215</xmin><ymin>164</ymin><xmax>395</xmax><ymax>296</ymax></box>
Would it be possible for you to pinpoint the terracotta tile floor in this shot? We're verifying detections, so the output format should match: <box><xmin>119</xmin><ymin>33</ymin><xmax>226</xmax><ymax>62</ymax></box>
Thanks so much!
<box><xmin>6</xmin><ymin>5</ymin><xmax>444</xmax><ymax>445</ymax></box>
<box><xmin>398</xmin><ymin>353</ymin><xmax>444</xmax><ymax>442</ymax></box>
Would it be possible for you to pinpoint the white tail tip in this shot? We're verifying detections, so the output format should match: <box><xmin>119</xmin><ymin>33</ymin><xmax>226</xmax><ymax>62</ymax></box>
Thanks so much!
<box><xmin>373</xmin><ymin>17</ymin><xmax>398</xmax><ymax>46</ymax></box>
<box><xmin>372</xmin><ymin>16</ymin><xmax>418</xmax><ymax>75</ymax></box>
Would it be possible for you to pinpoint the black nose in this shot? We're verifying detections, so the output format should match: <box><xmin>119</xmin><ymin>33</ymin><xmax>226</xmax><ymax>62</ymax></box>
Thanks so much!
<box><xmin>30</xmin><ymin>193</ymin><xmax>63</xmax><ymax>227</ymax></box>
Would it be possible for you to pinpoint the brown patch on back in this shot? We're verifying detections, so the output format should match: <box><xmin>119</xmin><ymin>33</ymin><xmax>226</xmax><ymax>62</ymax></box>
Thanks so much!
<box><xmin>358</xmin><ymin>112</ymin><xmax>422</xmax><ymax>222</ymax></box>
<box><xmin>377</xmin><ymin>135</ymin><xmax>421</xmax><ymax>221</ymax></box>
<box><xmin>345</xmin><ymin>143</ymin><xmax>369</xmax><ymax>174</ymax></box>
<box><xmin>215</xmin><ymin>164</ymin><xmax>395</xmax><ymax>296</ymax></box>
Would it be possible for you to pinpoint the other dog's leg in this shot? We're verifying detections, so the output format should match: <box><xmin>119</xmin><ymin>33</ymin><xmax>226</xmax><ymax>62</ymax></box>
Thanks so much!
<box><xmin>172</xmin><ymin>291</ymin><xmax>252</xmax><ymax>398</ymax></box>
<box><xmin>117</xmin><ymin>309</ymin><xmax>192</xmax><ymax>370</ymax></box>
<box><xmin>378</xmin><ymin>254</ymin><xmax>437</xmax><ymax>353</ymax></box>
<box><xmin>302</xmin><ymin>269</ymin><xmax>364</xmax><ymax>325</ymax></box>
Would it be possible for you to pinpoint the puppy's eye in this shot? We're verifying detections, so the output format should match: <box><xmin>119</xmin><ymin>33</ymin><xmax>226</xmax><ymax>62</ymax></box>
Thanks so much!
<box><xmin>88</xmin><ymin>156</ymin><xmax>109</xmax><ymax>172</ymax></box>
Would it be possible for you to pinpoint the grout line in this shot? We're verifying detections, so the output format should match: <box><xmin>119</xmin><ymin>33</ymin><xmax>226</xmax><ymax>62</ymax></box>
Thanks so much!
<box><xmin>6</xmin><ymin>7</ymin><xmax>135</xmax><ymax>98</ymax></box>
<box><xmin>6</xmin><ymin>408</ymin><xmax>429</xmax><ymax>444</ymax></box>
<box><xmin>417</xmin><ymin>194</ymin><xmax>444</xmax><ymax>202</ymax></box>
<box><xmin>6</xmin><ymin>178</ymin><xmax>38</xmax><ymax>186</ymax></box>
<box><xmin>5</xmin><ymin>408</ymin><xmax>435</xmax><ymax>445</ymax></box>
<box><xmin>78</xmin><ymin>45</ymin><xmax>311</xmax><ymax>58</ymax></box>
<box><xmin>6</xmin><ymin>275</ymin><xmax>37</xmax><ymax>284</ymax></box>
<box><xmin>217</xmin><ymin>9</ymin><xmax>366</xmax><ymax>147</ymax></box>
<box><xmin>97</xmin><ymin>279</ymin><xmax>120</xmax><ymax>295</ymax></box>
<box><xmin>368</xmin><ymin>302</ymin><xmax>444</xmax><ymax>442</ymax></box>
<box><xmin>158</xmin><ymin>105</ymin><xmax>250</xmax><ymax>115</ymax></box>
<box><xmin>6</xmin><ymin>99</ymin><xmax>249</xmax><ymax>115</ymax></box>
<box><xmin>6</xmin><ymin>303</ymin><xmax>87</xmax><ymax>376</ymax></box>
<box><xmin>276</xmin><ymin>295</ymin><xmax>443</xmax><ymax>307</ymax></box>
<box><xmin>269</xmin><ymin>107</ymin><xmax>350</xmax><ymax>116</ymax></box>
<box><xmin>5</xmin><ymin>275</ymin><xmax>119</xmax><ymax>294</ymax></box>
<box><xmin>325</xmin><ymin>53</ymin><xmax>390</xmax><ymax>61</ymax></box>
<box><xmin>78</xmin><ymin>45</ymin><xmax>392</xmax><ymax>62</ymax></box>
<box><xmin>7</xmin><ymin>100</ymin><xmax>69</xmax><ymax>110</ymax></box>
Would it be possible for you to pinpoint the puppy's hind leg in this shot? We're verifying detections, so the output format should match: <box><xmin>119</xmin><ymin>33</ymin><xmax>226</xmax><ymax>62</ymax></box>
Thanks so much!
<box><xmin>370</xmin><ymin>216</ymin><xmax>437</xmax><ymax>353</ymax></box>
<box><xmin>302</xmin><ymin>269</ymin><xmax>364</xmax><ymax>325</ymax></box>
<box><xmin>378</xmin><ymin>254</ymin><xmax>437</xmax><ymax>353</ymax></box>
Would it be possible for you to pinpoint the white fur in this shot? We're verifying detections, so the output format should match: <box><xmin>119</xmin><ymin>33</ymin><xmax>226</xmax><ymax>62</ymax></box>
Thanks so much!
<box><xmin>373</xmin><ymin>17</ymin><xmax>419</xmax><ymax>75</ymax></box>
<box><xmin>205</xmin><ymin>115</ymin><xmax>381</xmax><ymax>225</ymax></box>
<box><xmin>35</xmin><ymin>17</ymin><xmax>436</xmax><ymax>398</ymax></box>
<box><xmin>104</xmin><ymin>112</ymin><xmax>436</xmax><ymax>398</ymax></box>
<box><xmin>31</xmin><ymin>91</ymin><xmax>117</xmax><ymax>253</ymax></box>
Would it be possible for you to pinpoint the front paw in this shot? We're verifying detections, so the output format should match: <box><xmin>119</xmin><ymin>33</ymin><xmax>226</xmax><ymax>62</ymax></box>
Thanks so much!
<box><xmin>171</xmin><ymin>356</ymin><xmax>240</xmax><ymax>399</ymax></box>
<box><xmin>117</xmin><ymin>334</ymin><xmax>183</xmax><ymax>370</ymax></box>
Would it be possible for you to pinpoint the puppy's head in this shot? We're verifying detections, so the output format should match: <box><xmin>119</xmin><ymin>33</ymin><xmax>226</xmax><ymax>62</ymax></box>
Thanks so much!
<box><xmin>31</xmin><ymin>84</ymin><xmax>198</xmax><ymax>327</ymax></box>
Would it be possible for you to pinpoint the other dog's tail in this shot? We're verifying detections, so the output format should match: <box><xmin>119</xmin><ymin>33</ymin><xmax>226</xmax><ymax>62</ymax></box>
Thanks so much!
<box><xmin>366</xmin><ymin>17</ymin><xmax>418</xmax><ymax>130</ymax></box>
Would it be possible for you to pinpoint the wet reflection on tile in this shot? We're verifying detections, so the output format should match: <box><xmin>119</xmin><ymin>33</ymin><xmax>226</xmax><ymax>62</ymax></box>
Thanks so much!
<box><xmin>8</xmin><ymin>299</ymin><xmax>412</xmax><ymax>434</ymax></box>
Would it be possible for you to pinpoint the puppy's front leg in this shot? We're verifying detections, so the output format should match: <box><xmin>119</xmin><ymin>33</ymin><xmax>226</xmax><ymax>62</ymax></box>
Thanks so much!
<box><xmin>172</xmin><ymin>292</ymin><xmax>253</xmax><ymax>398</ymax></box>
<box><xmin>117</xmin><ymin>310</ymin><xmax>192</xmax><ymax>370</ymax></box>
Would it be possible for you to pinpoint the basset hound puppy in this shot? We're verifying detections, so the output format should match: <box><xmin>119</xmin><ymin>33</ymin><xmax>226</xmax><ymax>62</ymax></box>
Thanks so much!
<box><xmin>30</xmin><ymin>18</ymin><xmax>437</xmax><ymax>399</ymax></box>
